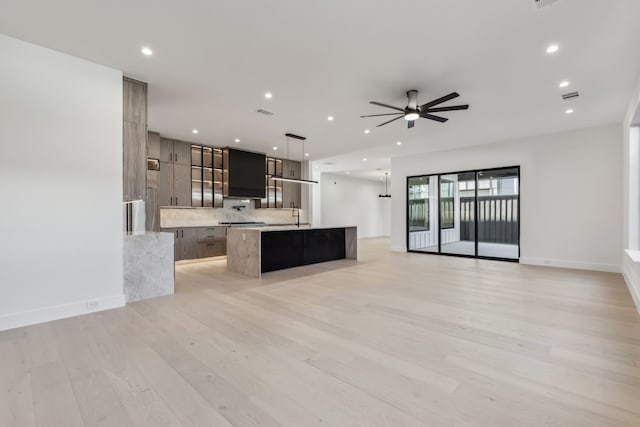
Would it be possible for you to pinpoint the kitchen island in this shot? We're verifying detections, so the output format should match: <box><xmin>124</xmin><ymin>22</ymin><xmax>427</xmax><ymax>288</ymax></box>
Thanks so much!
<box><xmin>226</xmin><ymin>225</ymin><xmax>357</xmax><ymax>277</ymax></box>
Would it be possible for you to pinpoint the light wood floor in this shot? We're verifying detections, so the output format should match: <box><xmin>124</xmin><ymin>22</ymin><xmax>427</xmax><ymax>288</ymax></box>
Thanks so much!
<box><xmin>2</xmin><ymin>238</ymin><xmax>640</xmax><ymax>426</ymax></box>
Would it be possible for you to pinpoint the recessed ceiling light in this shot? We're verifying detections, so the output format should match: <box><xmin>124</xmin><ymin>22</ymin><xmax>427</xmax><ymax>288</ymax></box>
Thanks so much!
<box><xmin>192</xmin><ymin>129</ymin><xmax>199</xmax><ymax>134</ymax></box>
<box><xmin>264</xmin><ymin>92</ymin><xmax>273</xmax><ymax>99</ymax></box>
<box><xmin>546</xmin><ymin>44</ymin><xmax>559</xmax><ymax>54</ymax></box>
<box><xmin>364</xmin><ymin>129</ymin><xmax>370</xmax><ymax>134</ymax></box>
<box><xmin>362</xmin><ymin>157</ymin><xmax>367</xmax><ymax>161</ymax></box>
<box><xmin>273</xmin><ymin>146</ymin><xmax>278</xmax><ymax>150</ymax></box>
<box><xmin>141</xmin><ymin>47</ymin><xmax>153</xmax><ymax>56</ymax></box>
<box><xmin>234</xmin><ymin>138</ymin><xmax>240</xmax><ymax>143</ymax></box>
<box><xmin>559</xmin><ymin>81</ymin><xmax>570</xmax><ymax>88</ymax></box>
<box><xmin>305</xmin><ymin>153</ymin><xmax>310</xmax><ymax>157</ymax></box>
<box><xmin>346</xmin><ymin>171</ymin><xmax>350</xmax><ymax>174</ymax></box>
<box><xmin>327</xmin><ymin>116</ymin><xmax>334</xmax><ymax>121</ymax></box>
<box><xmin>565</xmin><ymin>108</ymin><xmax>574</xmax><ymax>114</ymax></box>
<box><xmin>396</xmin><ymin>141</ymin><xmax>402</xmax><ymax>146</ymax></box>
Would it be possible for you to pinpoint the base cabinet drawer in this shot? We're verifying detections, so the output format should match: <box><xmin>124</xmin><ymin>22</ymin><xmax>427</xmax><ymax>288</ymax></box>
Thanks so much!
<box><xmin>196</xmin><ymin>226</ymin><xmax>227</xmax><ymax>243</ymax></box>
<box><xmin>198</xmin><ymin>241</ymin><xmax>226</xmax><ymax>258</ymax></box>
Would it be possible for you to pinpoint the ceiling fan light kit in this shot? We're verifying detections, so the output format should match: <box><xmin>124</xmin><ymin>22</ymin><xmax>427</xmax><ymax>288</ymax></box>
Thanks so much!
<box><xmin>361</xmin><ymin>89</ymin><xmax>469</xmax><ymax>129</ymax></box>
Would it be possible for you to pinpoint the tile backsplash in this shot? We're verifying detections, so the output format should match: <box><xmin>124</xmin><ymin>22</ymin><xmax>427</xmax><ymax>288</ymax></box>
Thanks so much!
<box><xmin>160</xmin><ymin>199</ymin><xmax>307</xmax><ymax>228</ymax></box>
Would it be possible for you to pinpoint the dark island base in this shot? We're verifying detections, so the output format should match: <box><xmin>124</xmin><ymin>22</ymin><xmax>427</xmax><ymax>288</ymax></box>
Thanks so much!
<box><xmin>261</xmin><ymin>228</ymin><xmax>347</xmax><ymax>273</ymax></box>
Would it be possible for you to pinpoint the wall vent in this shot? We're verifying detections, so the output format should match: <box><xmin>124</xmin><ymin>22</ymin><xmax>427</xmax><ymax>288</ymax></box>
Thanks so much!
<box><xmin>562</xmin><ymin>91</ymin><xmax>579</xmax><ymax>100</ymax></box>
<box><xmin>534</xmin><ymin>0</ymin><xmax>560</xmax><ymax>8</ymax></box>
<box><xmin>256</xmin><ymin>109</ymin><xmax>274</xmax><ymax>116</ymax></box>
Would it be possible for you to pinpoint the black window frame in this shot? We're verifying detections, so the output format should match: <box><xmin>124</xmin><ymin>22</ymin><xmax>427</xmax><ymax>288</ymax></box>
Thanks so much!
<box><xmin>406</xmin><ymin>165</ymin><xmax>520</xmax><ymax>263</ymax></box>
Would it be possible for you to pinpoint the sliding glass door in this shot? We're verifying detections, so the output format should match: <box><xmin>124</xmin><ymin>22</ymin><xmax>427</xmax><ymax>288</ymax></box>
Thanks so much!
<box><xmin>407</xmin><ymin>166</ymin><xmax>519</xmax><ymax>261</ymax></box>
<box><xmin>439</xmin><ymin>173</ymin><xmax>476</xmax><ymax>256</ymax></box>
<box><xmin>477</xmin><ymin>168</ymin><xmax>519</xmax><ymax>259</ymax></box>
<box><xmin>407</xmin><ymin>175</ymin><xmax>438</xmax><ymax>253</ymax></box>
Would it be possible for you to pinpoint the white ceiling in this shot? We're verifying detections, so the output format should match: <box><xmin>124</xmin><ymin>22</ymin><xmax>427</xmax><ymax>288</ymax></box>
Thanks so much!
<box><xmin>2</xmin><ymin>0</ymin><xmax>640</xmax><ymax>179</ymax></box>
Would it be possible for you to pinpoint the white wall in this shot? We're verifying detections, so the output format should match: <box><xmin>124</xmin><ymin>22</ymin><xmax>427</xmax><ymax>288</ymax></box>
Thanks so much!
<box><xmin>0</xmin><ymin>34</ymin><xmax>124</xmax><ymax>330</ymax></box>
<box><xmin>391</xmin><ymin>123</ymin><xmax>623</xmax><ymax>272</ymax></box>
<box><xmin>321</xmin><ymin>173</ymin><xmax>391</xmax><ymax>238</ymax></box>
<box><xmin>622</xmin><ymin>72</ymin><xmax>640</xmax><ymax>310</ymax></box>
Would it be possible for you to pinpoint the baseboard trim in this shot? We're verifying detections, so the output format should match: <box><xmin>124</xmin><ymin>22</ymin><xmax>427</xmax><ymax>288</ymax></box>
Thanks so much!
<box><xmin>622</xmin><ymin>255</ymin><xmax>640</xmax><ymax>315</ymax></box>
<box><xmin>0</xmin><ymin>294</ymin><xmax>126</xmax><ymax>331</ymax></box>
<box><xmin>391</xmin><ymin>245</ymin><xmax>407</xmax><ymax>252</ymax></box>
<box><xmin>520</xmin><ymin>257</ymin><xmax>621</xmax><ymax>273</ymax></box>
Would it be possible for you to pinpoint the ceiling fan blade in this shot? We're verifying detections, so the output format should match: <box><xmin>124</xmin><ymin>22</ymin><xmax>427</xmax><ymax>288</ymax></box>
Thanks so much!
<box><xmin>360</xmin><ymin>112</ymin><xmax>404</xmax><ymax>118</ymax></box>
<box><xmin>370</xmin><ymin>101</ymin><xmax>404</xmax><ymax>112</ymax></box>
<box><xmin>420</xmin><ymin>92</ymin><xmax>460</xmax><ymax>109</ymax></box>
<box><xmin>419</xmin><ymin>113</ymin><xmax>448</xmax><ymax>123</ymax></box>
<box><xmin>424</xmin><ymin>104</ymin><xmax>469</xmax><ymax>113</ymax></box>
<box><xmin>376</xmin><ymin>115</ymin><xmax>404</xmax><ymax>127</ymax></box>
<box><xmin>408</xmin><ymin>120</ymin><xmax>415</xmax><ymax>129</ymax></box>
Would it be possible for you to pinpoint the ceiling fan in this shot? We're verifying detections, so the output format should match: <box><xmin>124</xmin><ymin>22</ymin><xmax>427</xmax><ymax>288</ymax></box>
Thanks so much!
<box><xmin>361</xmin><ymin>90</ymin><xmax>469</xmax><ymax>128</ymax></box>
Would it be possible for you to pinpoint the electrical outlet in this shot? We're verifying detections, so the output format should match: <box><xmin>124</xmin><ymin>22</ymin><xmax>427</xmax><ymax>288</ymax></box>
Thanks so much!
<box><xmin>86</xmin><ymin>300</ymin><xmax>100</xmax><ymax>310</ymax></box>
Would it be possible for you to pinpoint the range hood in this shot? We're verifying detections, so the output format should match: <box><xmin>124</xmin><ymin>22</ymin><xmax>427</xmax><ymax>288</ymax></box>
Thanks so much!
<box><xmin>223</xmin><ymin>148</ymin><xmax>266</xmax><ymax>199</ymax></box>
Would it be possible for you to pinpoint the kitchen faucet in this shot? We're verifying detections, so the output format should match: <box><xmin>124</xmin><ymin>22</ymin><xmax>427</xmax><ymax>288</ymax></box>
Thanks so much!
<box><xmin>292</xmin><ymin>206</ymin><xmax>301</xmax><ymax>227</ymax></box>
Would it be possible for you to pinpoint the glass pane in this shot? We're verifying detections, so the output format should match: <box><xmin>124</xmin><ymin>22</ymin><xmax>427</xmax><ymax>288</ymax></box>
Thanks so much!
<box><xmin>203</xmin><ymin>147</ymin><xmax>213</xmax><ymax>168</ymax></box>
<box><xmin>213</xmin><ymin>148</ymin><xmax>222</xmax><ymax>169</ymax></box>
<box><xmin>408</xmin><ymin>175</ymin><xmax>438</xmax><ymax>253</ymax></box>
<box><xmin>214</xmin><ymin>182</ymin><xmax>223</xmax><ymax>207</ymax></box>
<box><xmin>440</xmin><ymin>173</ymin><xmax>475</xmax><ymax>256</ymax></box>
<box><xmin>203</xmin><ymin>167</ymin><xmax>213</xmax><ymax>183</ymax></box>
<box><xmin>267</xmin><ymin>158</ymin><xmax>275</xmax><ymax>176</ymax></box>
<box><xmin>203</xmin><ymin>181</ymin><xmax>213</xmax><ymax>207</ymax></box>
<box><xmin>191</xmin><ymin>166</ymin><xmax>202</xmax><ymax>207</ymax></box>
<box><xmin>275</xmin><ymin>183</ymin><xmax>283</xmax><ymax>208</ymax></box>
<box><xmin>477</xmin><ymin>168</ymin><xmax>519</xmax><ymax>259</ymax></box>
<box><xmin>191</xmin><ymin>145</ymin><xmax>202</xmax><ymax>166</ymax></box>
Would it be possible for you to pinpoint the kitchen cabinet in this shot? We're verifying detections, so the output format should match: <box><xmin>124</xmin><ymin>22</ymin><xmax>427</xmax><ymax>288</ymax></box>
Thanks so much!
<box><xmin>173</xmin><ymin>163</ymin><xmax>192</xmax><ymax>207</ymax></box>
<box><xmin>257</xmin><ymin>157</ymin><xmax>302</xmax><ymax>209</ymax></box>
<box><xmin>162</xmin><ymin>226</ymin><xmax>227</xmax><ymax>261</ymax></box>
<box><xmin>158</xmin><ymin>162</ymin><xmax>174</xmax><ymax>207</ymax></box>
<box><xmin>158</xmin><ymin>138</ymin><xmax>192</xmax><ymax>207</ymax></box>
<box><xmin>257</xmin><ymin>157</ymin><xmax>283</xmax><ymax>208</ymax></box>
<box><xmin>160</xmin><ymin>138</ymin><xmax>191</xmax><ymax>165</ymax></box>
<box><xmin>196</xmin><ymin>226</ymin><xmax>227</xmax><ymax>258</ymax></box>
<box><xmin>282</xmin><ymin>160</ymin><xmax>302</xmax><ymax>209</ymax></box>
<box><xmin>191</xmin><ymin>145</ymin><xmax>223</xmax><ymax>207</ymax></box>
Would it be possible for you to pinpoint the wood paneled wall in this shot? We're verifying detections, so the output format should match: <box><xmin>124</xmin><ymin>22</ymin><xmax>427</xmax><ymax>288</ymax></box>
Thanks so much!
<box><xmin>123</xmin><ymin>77</ymin><xmax>147</xmax><ymax>201</ymax></box>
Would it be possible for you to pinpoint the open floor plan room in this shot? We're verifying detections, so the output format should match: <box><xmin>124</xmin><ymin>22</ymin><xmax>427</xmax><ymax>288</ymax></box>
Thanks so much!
<box><xmin>3</xmin><ymin>1</ymin><xmax>640</xmax><ymax>426</ymax></box>
<box><xmin>3</xmin><ymin>239</ymin><xmax>640</xmax><ymax>426</ymax></box>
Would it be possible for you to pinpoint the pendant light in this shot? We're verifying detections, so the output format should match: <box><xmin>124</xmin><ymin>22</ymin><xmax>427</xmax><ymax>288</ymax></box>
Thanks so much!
<box><xmin>270</xmin><ymin>133</ymin><xmax>318</xmax><ymax>184</ymax></box>
<box><xmin>379</xmin><ymin>172</ymin><xmax>391</xmax><ymax>198</ymax></box>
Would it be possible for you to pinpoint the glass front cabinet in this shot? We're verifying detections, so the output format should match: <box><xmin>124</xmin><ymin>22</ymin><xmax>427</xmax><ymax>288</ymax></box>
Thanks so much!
<box><xmin>191</xmin><ymin>145</ymin><xmax>223</xmax><ymax>207</ymax></box>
